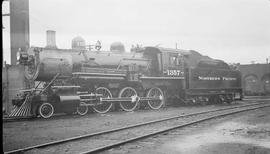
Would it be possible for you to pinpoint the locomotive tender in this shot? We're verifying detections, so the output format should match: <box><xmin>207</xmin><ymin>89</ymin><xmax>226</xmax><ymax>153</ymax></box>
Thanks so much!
<box><xmin>11</xmin><ymin>37</ymin><xmax>242</xmax><ymax>118</ymax></box>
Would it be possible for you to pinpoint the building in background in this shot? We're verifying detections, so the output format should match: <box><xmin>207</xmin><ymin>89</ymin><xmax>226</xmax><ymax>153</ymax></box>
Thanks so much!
<box><xmin>238</xmin><ymin>63</ymin><xmax>270</xmax><ymax>95</ymax></box>
<box><xmin>2</xmin><ymin>0</ymin><xmax>30</xmax><ymax>114</ymax></box>
<box><xmin>2</xmin><ymin>64</ymin><xmax>32</xmax><ymax>114</ymax></box>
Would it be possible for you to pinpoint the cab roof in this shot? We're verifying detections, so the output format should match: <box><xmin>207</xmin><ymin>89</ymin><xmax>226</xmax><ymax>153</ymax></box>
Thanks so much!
<box><xmin>143</xmin><ymin>46</ymin><xmax>191</xmax><ymax>56</ymax></box>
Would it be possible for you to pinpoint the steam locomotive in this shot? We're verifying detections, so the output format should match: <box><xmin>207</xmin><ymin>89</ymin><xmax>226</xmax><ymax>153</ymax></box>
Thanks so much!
<box><xmin>11</xmin><ymin>37</ymin><xmax>242</xmax><ymax>118</ymax></box>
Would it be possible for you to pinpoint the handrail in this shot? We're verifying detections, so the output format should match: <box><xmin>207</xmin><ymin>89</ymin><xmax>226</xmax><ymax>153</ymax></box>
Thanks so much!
<box><xmin>39</xmin><ymin>73</ymin><xmax>60</xmax><ymax>95</ymax></box>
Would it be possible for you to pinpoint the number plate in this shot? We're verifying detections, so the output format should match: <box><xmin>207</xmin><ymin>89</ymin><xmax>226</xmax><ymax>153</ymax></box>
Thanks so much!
<box><xmin>165</xmin><ymin>70</ymin><xmax>184</xmax><ymax>76</ymax></box>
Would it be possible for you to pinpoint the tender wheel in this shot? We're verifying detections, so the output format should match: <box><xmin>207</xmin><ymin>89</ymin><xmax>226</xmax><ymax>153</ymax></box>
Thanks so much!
<box><xmin>93</xmin><ymin>87</ymin><xmax>113</xmax><ymax>114</ymax></box>
<box><xmin>77</xmin><ymin>102</ymin><xmax>89</xmax><ymax>116</ymax></box>
<box><xmin>119</xmin><ymin>87</ymin><xmax>138</xmax><ymax>112</ymax></box>
<box><xmin>212</xmin><ymin>95</ymin><xmax>222</xmax><ymax>104</ymax></box>
<box><xmin>38</xmin><ymin>102</ymin><xmax>54</xmax><ymax>118</ymax></box>
<box><xmin>198</xmin><ymin>96</ymin><xmax>208</xmax><ymax>106</ymax></box>
<box><xmin>226</xmin><ymin>94</ymin><xmax>233</xmax><ymax>104</ymax></box>
<box><xmin>147</xmin><ymin>87</ymin><xmax>164</xmax><ymax>110</ymax></box>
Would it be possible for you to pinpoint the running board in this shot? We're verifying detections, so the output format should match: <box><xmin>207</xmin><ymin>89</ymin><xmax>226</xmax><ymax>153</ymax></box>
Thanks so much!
<box><xmin>79</xmin><ymin>96</ymin><xmax>163</xmax><ymax>107</ymax></box>
<box><xmin>99</xmin><ymin>96</ymin><xmax>163</xmax><ymax>102</ymax></box>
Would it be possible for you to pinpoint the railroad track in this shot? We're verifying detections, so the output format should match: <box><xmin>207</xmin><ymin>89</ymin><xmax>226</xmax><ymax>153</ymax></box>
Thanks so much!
<box><xmin>4</xmin><ymin>102</ymin><xmax>270</xmax><ymax>154</ymax></box>
<box><xmin>2</xmin><ymin>99</ymin><xmax>267</xmax><ymax>123</ymax></box>
<box><xmin>2</xmin><ymin>116</ymin><xmax>34</xmax><ymax>122</ymax></box>
<box><xmin>3</xmin><ymin>113</ymin><xmax>67</xmax><ymax>123</ymax></box>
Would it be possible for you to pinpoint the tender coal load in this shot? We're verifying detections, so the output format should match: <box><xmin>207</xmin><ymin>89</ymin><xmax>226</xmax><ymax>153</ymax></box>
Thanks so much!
<box><xmin>182</xmin><ymin>50</ymin><xmax>229</xmax><ymax>70</ymax></box>
<box><xmin>181</xmin><ymin>50</ymin><xmax>211</xmax><ymax>68</ymax></box>
<box><xmin>197</xmin><ymin>60</ymin><xmax>230</xmax><ymax>69</ymax></box>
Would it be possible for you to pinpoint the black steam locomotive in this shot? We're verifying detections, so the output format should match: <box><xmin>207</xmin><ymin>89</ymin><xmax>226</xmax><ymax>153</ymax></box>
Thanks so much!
<box><xmin>11</xmin><ymin>40</ymin><xmax>242</xmax><ymax>118</ymax></box>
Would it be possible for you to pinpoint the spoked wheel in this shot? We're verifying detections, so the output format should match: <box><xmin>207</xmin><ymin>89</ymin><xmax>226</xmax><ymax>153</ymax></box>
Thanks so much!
<box><xmin>77</xmin><ymin>102</ymin><xmax>89</xmax><ymax>116</ymax></box>
<box><xmin>38</xmin><ymin>102</ymin><xmax>54</xmax><ymax>118</ymax></box>
<box><xmin>119</xmin><ymin>87</ymin><xmax>138</xmax><ymax>112</ymax></box>
<box><xmin>92</xmin><ymin>87</ymin><xmax>113</xmax><ymax>114</ymax></box>
<box><xmin>147</xmin><ymin>87</ymin><xmax>164</xmax><ymax>110</ymax></box>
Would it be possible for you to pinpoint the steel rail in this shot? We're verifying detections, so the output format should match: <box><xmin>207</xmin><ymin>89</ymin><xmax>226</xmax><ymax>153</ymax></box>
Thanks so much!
<box><xmin>0</xmin><ymin>100</ymin><xmax>261</xmax><ymax>123</ymax></box>
<box><xmin>81</xmin><ymin>104</ymin><xmax>270</xmax><ymax>154</ymax></box>
<box><xmin>4</xmin><ymin>102</ymin><xmax>269</xmax><ymax>154</ymax></box>
<box><xmin>2</xmin><ymin>116</ymin><xmax>36</xmax><ymax>122</ymax></box>
<box><xmin>3</xmin><ymin>113</ymin><xmax>66</xmax><ymax>123</ymax></box>
<box><xmin>3</xmin><ymin>98</ymin><xmax>265</xmax><ymax>123</ymax></box>
<box><xmin>1</xmin><ymin>101</ymin><xmax>263</xmax><ymax>123</ymax></box>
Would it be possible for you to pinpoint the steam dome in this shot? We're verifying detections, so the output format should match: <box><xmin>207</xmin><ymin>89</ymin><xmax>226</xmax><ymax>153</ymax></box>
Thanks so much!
<box><xmin>72</xmin><ymin>36</ymin><xmax>86</xmax><ymax>50</ymax></box>
<box><xmin>110</xmin><ymin>42</ymin><xmax>125</xmax><ymax>53</ymax></box>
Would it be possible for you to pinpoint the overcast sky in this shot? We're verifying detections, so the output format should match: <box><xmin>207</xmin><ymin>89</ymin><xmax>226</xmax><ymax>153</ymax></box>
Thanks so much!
<box><xmin>2</xmin><ymin>0</ymin><xmax>270</xmax><ymax>64</ymax></box>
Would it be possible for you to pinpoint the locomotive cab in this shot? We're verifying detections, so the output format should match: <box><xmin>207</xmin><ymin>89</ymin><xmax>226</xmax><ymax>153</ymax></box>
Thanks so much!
<box><xmin>141</xmin><ymin>47</ymin><xmax>162</xmax><ymax>76</ymax></box>
<box><xmin>142</xmin><ymin>47</ymin><xmax>185</xmax><ymax>78</ymax></box>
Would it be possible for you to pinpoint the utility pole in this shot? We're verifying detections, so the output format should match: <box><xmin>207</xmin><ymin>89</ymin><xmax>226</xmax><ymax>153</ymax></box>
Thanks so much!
<box><xmin>2</xmin><ymin>1</ymin><xmax>10</xmax><ymax>66</ymax></box>
<box><xmin>10</xmin><ymin>0</ymin><xmax>30</xmax><ymax>65</ymax></box>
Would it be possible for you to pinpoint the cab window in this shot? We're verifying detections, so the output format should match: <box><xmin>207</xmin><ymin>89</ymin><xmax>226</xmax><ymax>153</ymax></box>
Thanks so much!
<box><xmin>169</xmin><ymin>55</ymin><xmax>181</xmax><ymax>66</ymax></box>
<box><xmin>169</xmin><ymin>56</ymin><xmax>177</xmax><ymax>66</ymax></box>
<box><xmin>176</xmin><ymin>56</ymin><xmax>181</xmax><ymax>65</ymax></box>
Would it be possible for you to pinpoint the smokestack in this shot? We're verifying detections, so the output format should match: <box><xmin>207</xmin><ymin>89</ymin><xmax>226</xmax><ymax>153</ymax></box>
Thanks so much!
<box><xmin>45</xmin><ymin>30</ymin><xmax>57</xmax><ymax>49</ymax></box>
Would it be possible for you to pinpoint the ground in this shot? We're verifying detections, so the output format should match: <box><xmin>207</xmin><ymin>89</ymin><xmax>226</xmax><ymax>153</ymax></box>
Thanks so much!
<box><xmin>3</xmin><ymin>99</ymin><xmax>270</xmax><ymax>153</ymax></box>
<box><xmin>3</xmin><ymin>104</ymin><xmax>237</xmax><ymax>152</ymax></box>
<box><xmin>163</xmin><ymin>107</ymin><xmax>270</xmax><ymax>154</ymax></box>
<box><xmin>107</xmin><ymin>105</ymin><xmax>270</xmax><ymax>154</ymax></box>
